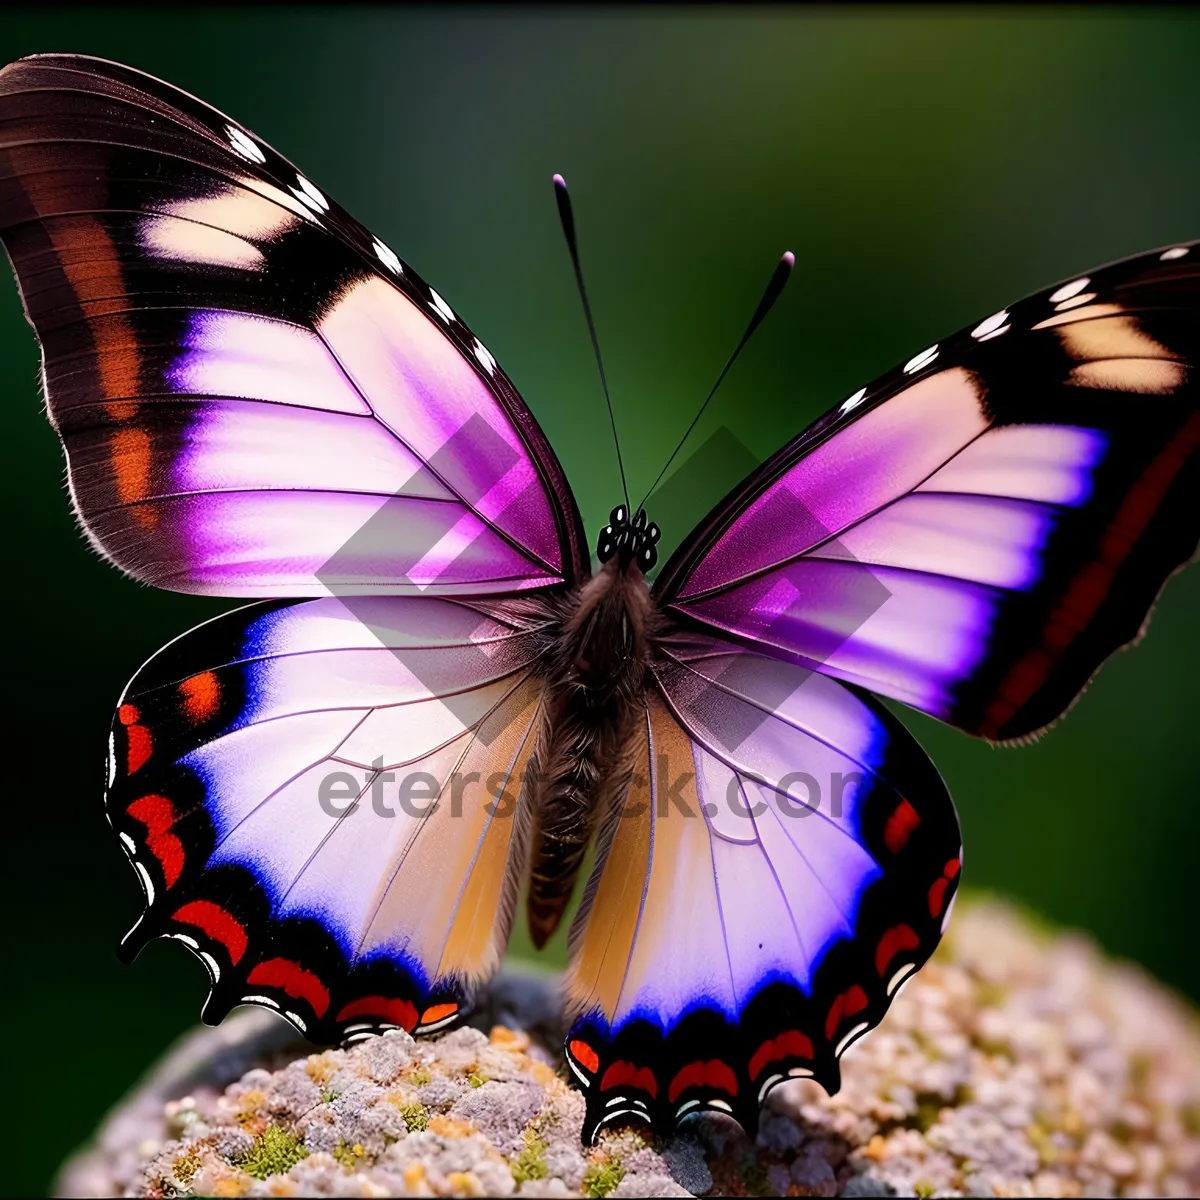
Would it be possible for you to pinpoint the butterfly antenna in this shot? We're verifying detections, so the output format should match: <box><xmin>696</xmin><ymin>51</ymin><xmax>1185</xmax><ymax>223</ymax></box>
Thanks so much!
<box><xmin>638</xmin><ymin>250</ymin><xmax>794</xmax><ymax>511</ymax></box>
<box><xmin>553</xmin><ymin>173</ymin><xmax>630</xmax><ymax>511</ymax></box>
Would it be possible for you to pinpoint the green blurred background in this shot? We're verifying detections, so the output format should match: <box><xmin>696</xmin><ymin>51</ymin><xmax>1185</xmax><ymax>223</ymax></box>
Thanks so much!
<box><xmin>1</xmin><ymin>8</ymin><xmax>1197</xmax><ymax>1195</ymax></box>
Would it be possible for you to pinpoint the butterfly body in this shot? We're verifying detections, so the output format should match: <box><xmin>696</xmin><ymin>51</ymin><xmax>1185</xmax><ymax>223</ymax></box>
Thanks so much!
<box><xmin>527</xmin><ymin>542</ymin><xmax>660</xmax><ymax>947</ymax></box>
<box><xmin>0</xmin><ymin>53</ymin><xmax>1194</xmax><ymax>1146</ymax></box>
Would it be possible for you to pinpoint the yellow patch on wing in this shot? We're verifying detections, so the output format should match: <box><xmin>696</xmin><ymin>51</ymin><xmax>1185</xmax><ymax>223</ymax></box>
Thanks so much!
<box><xmin>565</xmin><ymin>694</ymin><xmax>719</xmax><ymax>1026</ymax></box>
<box><xmin>436</xmin><ymin>679</ymin><xmax>543</xmax><ymax>982</ymax></box>
<box><xmin>1068</xmin><ymin>358</ymin><xmax>1186</xmax><ymax>394</ymax></box>
<box><xmin>1047</xmin><ymin>313</ymin><xmax>1179</xmax><ymax>362</ymax></box>
<box><xmin>565</xmin><ymin>709</ymin><xmax>654</xmax><ymax>1021</ymax></box>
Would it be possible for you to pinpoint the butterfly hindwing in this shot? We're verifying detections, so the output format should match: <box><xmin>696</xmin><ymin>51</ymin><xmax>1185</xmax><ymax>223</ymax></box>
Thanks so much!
<box><xmin>108</xmin><ymin>592</ymin><xmax>550</xmax><ymax>1041</ymax></box>
<box><xmin>564</xmin><ymin>631</ymin><xmax>960</xmax><ymax>1140</ymax></box>
<box><xmin>653</xmin><ymin>243</ymin><xmax>1199</xmax><ymax>740</ymax></box>
<box><xmin>0</xmin><ymin>53</ymin><xmax>586</xmax><ymax>596</ymax></box>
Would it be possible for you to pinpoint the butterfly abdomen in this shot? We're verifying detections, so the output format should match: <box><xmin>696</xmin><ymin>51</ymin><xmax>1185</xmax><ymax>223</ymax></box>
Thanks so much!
<box><xmin>526</xmin><ymin>562</ymin><xmax>655</xmax><ymax>948</ymax></box>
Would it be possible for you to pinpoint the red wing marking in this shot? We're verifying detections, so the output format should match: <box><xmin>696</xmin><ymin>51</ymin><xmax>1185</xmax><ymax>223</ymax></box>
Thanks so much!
<box><xmin>825</xmin><ymin>985</ymin><xmax>868</xmax><ymax>1041</ymax></box>
<box><xmin>335</xmin><ymin>995</ymin><xmax>418</xmax><ymax>1031</ymax></box>
<box><xmin>125</xmin><ymin>723</ymin><xmax>152</xmax><ymax>773</ymax></box>
<box><xmin>875</xmin><ymin>923</ymin><xmax>921</xmax><ymax>976</ymax></box>
<box><xmin>247</xmin><ymin>958</ymin><xmax>331</xmax><ymax>1018</ymax></box>
<box><xmin>568</xmin><ymin>1039</ymin><xmax>600</xmax><ymax>1074</ymax></box>
<box><xmin>928</xmin><ymin>857</ymin><xmax>962</xmax><ymax>918</ymax></box>
<box><xmin>126</xmin><ymin>794</ymin><xmax>183</xmax><ymax>886</ymax></box>
<box><xmin>600</xmin><ymin>1060</ymin><xmax>659</xmax><ymax>1098</ymax></box>
<box><xmin>172</xmin><ymin>900</ymin><xmax>248</xmax><ymax>964</ymax></box>
<box><xmin>668</xmin><ymin>1059</ymin><xmax>739</xmax><ymax>1104</ymax></box>
<box><xmin>179</xmin><ymin>671</ymin><xmax>221</xmax><ymax>723</ymax></box>
<box><xmin>418</xmin><ymin>1002</ymin><xmax>458</xmax><ymax>1026</ymax></box>
<box><xmin>982</xmin><ymin>410</ymin><xmax>1200</xmax><ymax>737</ymax></box>
<box><xmin>748</xmin><ymin>1030</ymin><xmax>815</xmax><ymax>1081</ymax></box>
<box><xmin>118</xmin><ymin>703</ymin><xmax>152</xmax><ymax>772</ymax></box>
<box><xmin>883</xmin><ymin>799</ymin><xmax>921</xmax><ymax>854</ymax></box>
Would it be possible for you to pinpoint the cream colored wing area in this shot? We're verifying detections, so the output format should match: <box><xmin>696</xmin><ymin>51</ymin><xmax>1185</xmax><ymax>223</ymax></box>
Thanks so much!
<box><xmin>564</xmin><ymin>709</ymin><xmax>653</xmax><ymax>1020</ymax></box>
<box><xmin>562</xmin><ymin>638</ymin><xmax>964</xmax><ymax>1142</ymax></box>
<box><xmin>358</xmin><ymin>673</ymin><xmax>544</xmax><ymax>987</ymax></box>
<box><xmin>564</xmin><ymin>692</ymin><xmax>737</xmax><ymax>1025</ymax></box>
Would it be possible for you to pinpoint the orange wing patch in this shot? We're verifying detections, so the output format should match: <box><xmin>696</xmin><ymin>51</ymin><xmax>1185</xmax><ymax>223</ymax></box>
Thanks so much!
<box><xmin>179</xmin><ymin>671</ymin><xmax>221</xmax><ymax>723</ymax></box>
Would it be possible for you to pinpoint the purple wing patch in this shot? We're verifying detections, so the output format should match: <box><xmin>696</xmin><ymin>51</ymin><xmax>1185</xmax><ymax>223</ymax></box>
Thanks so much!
<box><xmin>0</xmin><ymin>54</ymin><xmax>587</xmax><ymax>595</ymax></box>
<box><xmin>655</xmin><ymin>244</ymin><xmax>1199</xmax><ymax>739</ymax></box>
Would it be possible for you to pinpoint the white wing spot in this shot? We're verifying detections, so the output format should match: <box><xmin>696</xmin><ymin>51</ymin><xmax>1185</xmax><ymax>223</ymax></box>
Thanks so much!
<box><xmin>972</xmin><ymin>310</ymin><xmax>1009</xmax><ymax>339</ymax></box>
<box><xmin>904</xmin><ymin>345</ymin><xmax>939</xmax><ymax>374</ymax></box>
<box><xmin>840</xmin><ymin>387</ymin><xmax>867</xmax><ymax>413</ymax></box>
<box><xmin>372</xmin><ymin>238</ymin><xmax>403</xmax><ymax>275</ymax></box>
<box><xmin>241</xmin><ymin>994</ymin><xmax>280</xmax><ymax>1009</ymax></box>
<box><xmin>225</xmin><ymin>125</ymin><xmax>265</xmax><ymax>164</ymax></box>
<box><xmin>1160</xmin><ymin>246</ymin><xmax>1189</xmax><ymax>261</ymax></box>
<box><xmin>429</xmin><ymin>289</ymin><xmax>455</xmax><ymax>323</ymax></box>
<box><xmin>292</xmin><ymin>174</ymin><xmax>330</xmax><ymax>213</ymax></box>
<box><xmin>835</xmin><ymin>1021</ymin><xmax>870</xmax><ymax>1058</ymax></box>
<box><xmin>941</xmin><ymin>889</ymin><xmax>958</xmax><ymax>934</ymax></box>
<box><xmin>1049</xmin><ymin>276</ymin><xmax>1090</xmax><ymax>303</ymax></box>
<box><xmin>887</xmin><ymin>962</ymin><xmax>917</xmax><ymax>995</ymax></box>
<box><xmin>1054</xmin><ymin>292</ymin><xmax>1098</xmax><ymax>312</ymax></box>
<box><xmin>473</xmin><ymin>339</ymin><xmax>497</xmax><ymax>375</ymax></box>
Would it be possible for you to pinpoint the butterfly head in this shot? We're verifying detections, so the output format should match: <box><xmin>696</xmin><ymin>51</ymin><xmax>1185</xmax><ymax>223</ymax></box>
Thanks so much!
<box><xmin>597</xmin><ymin>505</ymin><xmax>661</xmax><ymax>573</ymax></box>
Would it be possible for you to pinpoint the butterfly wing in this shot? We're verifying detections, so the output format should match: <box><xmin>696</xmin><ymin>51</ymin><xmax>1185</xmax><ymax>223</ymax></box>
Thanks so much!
<box><xmin>564</xmin><ymin>630</ymin><xmax>960</xmax><ymax>1140</ymax></box>
<box><xmin>653</xmin><ymin>243</ymin><xmax>1199</xmax><ymax>739</ymax></box>
<box><xmin>108</xmin><ymin>591</ymin><xmax>550</xmax><ymax>1040</ymax></box>
<box><xmin>0</xmin><ymin>54</ymin><xmax>586</xmax><ymax>595</ymax></box>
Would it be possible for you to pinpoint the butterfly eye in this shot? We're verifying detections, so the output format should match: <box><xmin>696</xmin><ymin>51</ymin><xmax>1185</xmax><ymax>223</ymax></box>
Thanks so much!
<box><xmin>633</xmin><ymin>508</ymin><xmax>647</xmax><ymax>530</ymax></box>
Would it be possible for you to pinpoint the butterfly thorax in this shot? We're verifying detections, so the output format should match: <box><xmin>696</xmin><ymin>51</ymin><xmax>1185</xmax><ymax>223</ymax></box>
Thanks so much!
<box><xmin>525</xmin><ymin>553</ymin><xmax>659</xmax><ymax>948</ymax></box>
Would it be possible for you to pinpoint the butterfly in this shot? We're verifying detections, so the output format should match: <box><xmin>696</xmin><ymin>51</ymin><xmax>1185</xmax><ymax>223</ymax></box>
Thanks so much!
<box><xmin>1</xmin><ymin>53</ymin><xmax>1196</xmax><ymax>1145</ymax></box>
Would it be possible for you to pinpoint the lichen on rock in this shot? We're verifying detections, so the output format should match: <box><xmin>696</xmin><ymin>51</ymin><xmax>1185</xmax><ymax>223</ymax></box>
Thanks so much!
<box><xmin>57</xmin><ymin>901</ymin><xmax>1200</xmax><ymax>1197</ymax></box>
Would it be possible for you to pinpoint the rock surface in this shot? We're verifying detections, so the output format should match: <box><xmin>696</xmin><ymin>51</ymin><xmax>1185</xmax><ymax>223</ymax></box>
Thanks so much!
<box><xmin>56</xmin><ymin>900</ymin><xmax>1200</xmax><ymax>1197</ymax></box>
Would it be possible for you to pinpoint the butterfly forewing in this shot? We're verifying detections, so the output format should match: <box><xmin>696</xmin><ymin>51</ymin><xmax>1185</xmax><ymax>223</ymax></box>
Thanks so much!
<box><xmin>0</xmin><ymin>53</ymin><xmax>587</xmax><ymax>596</ymax></box>
<box><xmin>562</xmin><ymin>240</ymin><xmax>1198</xmax><ymax>1138</ymax></box>
<box><xmin>653</xmin><ymin>243</ymin><xmax>1199</xmax><ymax>740</ymax></box>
